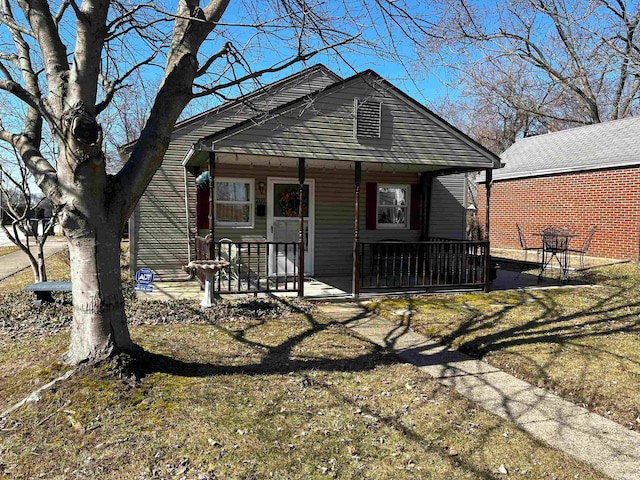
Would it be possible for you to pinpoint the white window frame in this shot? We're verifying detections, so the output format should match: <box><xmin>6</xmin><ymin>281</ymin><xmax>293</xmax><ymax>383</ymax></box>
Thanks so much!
<box><xmin>214</xmin><ymin>178</ymin><xmax>255</xmax><ymax>228</ymax></box>
<box><xmin>376</xmin><ymin>183</ymin><xmax>410</xmax><ymax>229</ymax></box>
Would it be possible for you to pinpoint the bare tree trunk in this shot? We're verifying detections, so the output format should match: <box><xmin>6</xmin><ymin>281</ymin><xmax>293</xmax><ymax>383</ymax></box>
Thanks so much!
<box><xmin>36</xmin><ymin>239</ymin><xmax>47</xmax><ymax>282</ymax></box>
<box><xmin>2</xmin><ymin>221</ymin><xmax>47</xmax><ymax>282</ymax></box>
<box><xmin>63</xmin><ymin>227</ymin><xmax>133</xmax><ymax>365</ymax></box>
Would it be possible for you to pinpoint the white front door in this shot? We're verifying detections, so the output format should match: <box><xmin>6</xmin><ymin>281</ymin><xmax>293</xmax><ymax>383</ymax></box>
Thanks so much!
<box><xmin>267</xmin><ymin>178</ymin><xmax>314</xmax><ymax>276</ymax></box>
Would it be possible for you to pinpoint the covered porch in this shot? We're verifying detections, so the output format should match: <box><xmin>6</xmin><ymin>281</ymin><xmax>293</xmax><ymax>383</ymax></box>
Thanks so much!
<box><xmin>185</xmin><ymin>152</ymin><xmax>495</xmax><ymax>298</ymax></box>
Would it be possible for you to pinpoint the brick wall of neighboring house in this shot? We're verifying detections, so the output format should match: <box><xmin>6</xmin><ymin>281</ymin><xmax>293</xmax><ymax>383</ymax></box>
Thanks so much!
<box><xmin>477</xmin><ymin>166</ymin><xmax>640</xmax><ymax>260</ymax></box>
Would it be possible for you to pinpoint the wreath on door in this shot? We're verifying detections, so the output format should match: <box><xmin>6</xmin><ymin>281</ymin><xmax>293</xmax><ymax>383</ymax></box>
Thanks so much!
<box><xmin>279</xmin><ymin>190</ymin><xmax>300</xmax><ymax>217</ymax></box>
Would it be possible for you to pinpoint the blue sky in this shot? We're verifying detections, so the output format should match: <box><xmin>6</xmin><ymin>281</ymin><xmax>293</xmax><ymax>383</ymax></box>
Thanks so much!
<box><xmin>184</xmin><ymin>0</ymin><xmax>449</xmax><ymax>111</ymax></box>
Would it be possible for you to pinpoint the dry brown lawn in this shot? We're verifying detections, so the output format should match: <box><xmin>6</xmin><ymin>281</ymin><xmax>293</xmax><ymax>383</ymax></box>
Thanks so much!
<box><xmin>370</xmin><ymin>262</ymin><xmax>640</xmax><ymax>432</ymax></box>
<box><xmin>0</xmin><ymin>301</ymin><xmax>607</xmax><ymax>479</ymax></box>
<box><xmin>0</xmin><ymin>246</ymin><xmax>19</xmax><ymax>257</ymax></box>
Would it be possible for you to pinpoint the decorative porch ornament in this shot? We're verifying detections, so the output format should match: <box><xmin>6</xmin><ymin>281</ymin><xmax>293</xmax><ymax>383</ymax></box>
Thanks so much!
<box><xmin>279</xmin><ymin>190</ymin><xmax>301</xmax><ymax>217</ymax></box>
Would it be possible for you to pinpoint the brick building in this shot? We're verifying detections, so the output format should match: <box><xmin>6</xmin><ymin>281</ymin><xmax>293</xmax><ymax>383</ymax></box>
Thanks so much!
<box><xmin>478</xmin><ymin>117</ymin><xmax>640</xmax><ymax>261</ymax></box>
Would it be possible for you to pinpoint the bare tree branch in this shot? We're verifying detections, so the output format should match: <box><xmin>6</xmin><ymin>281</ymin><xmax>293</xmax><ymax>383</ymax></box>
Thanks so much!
<box><xmin>67</xmin><ymin>0</ymin><xmax>110</xmax><ymax>111</ymax></box>
<box><xmin>17</xmin><ymin>0</ymin><xmax>69</xmax><ymax>116</ymax></box>
<box><xmin>421</xmin><ymin>0</ymin><xmax>640</xmax><ymax>142</ymax></box>
<box><xmin>53</xmin><ymin>0</ymin><xmax>71</xmax><ymax>26</ymax></box>
<box><xmin>192</xmin><ymin>33</ymin><xmax>359</xmax><ymax>97</ymax></box>
<box><xmin>114</xmin><ymin>0</ymin><xmax>231</xmax><ymax>221</ymax></box>
<box><xmin>195</xmin><ymin>41</ymin><xmax>231</xmax><ymax>77</ymax></box>
<box><xmin>0</xmin><ymin>1</ymin><xmax>34</xmax><ymax>37</ymax></box>
<box><xmin>96</xmin><ymin>51</ymin><xmax>161</xmax><ymax>114</ymax></box>
<box><xmin>0</xmin><ymin>79</ymin><xmax>40</xmax><ymax>109</ymax></box>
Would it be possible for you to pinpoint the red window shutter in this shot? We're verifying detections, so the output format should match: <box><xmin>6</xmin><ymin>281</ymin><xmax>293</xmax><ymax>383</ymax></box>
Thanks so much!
<box><xmin>366</xmin><ymin>182</ymin><xmax>377</xmax><ymax>230</ymax></box>
<box><xmin>197</xmin><ymin>185</ymin><xmax>210</xmax><ymax>230</ymax></box>
<box><xmin>410</xmin><ymin>184</ymin><xmax>420</xmax><ymax>230</ymax></box>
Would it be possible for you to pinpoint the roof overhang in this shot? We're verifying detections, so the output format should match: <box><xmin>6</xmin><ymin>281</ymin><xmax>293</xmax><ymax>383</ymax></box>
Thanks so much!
<box><xmin>183</xmin><ymin>150</ymin><xmax>486</xmax><ymax>175</ymax></box>
<box><xmin>481</xmin><ymin>159</ymin><xmax>640</xmax><ymax>183</ymax></box>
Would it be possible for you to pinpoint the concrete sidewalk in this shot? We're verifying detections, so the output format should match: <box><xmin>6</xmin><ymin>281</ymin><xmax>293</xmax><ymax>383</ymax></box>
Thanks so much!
<box><xmin>0</xmin><ymin>237</ymin><xmax>68</xmax><ymax>282</ymax></box>
<box><xmin>319</xmin><ymin>303</ymin><xmax>640</xmax><ymax>480</ymax></box>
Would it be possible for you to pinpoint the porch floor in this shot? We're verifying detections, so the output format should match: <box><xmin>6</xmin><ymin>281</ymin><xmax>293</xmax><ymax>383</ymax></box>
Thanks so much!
<box><xmin>136</xmin><ymin>265</ymin><xmax>585</xmax><ymax>303</ymax></box>
<box><xmin>134</xmin><ymin>277</ymin><xmax>355</xmax><ymax>302</ymax></box>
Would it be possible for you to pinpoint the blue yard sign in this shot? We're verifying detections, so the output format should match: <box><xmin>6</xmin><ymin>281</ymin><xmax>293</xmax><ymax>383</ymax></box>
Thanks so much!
<box><xmin>135</xmin><ymin>267</ymin><xmax>154</xmax><ymax>284</ymax></box>
<box><xmin>134</xmin><ymin>267</ymin><xmax>154</xmax><ymax>293</ymax></box>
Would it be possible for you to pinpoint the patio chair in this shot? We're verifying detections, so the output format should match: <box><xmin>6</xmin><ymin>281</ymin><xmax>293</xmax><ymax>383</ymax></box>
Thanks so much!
<box><xmin>568</xmin><ymin>226</ymin><xmax>597</xmax><ymax>270</ymax></box>
<box><xmin>516</xmin><ymin>223</ymin><xmax>541</xmax><ymax>263</ymax></box>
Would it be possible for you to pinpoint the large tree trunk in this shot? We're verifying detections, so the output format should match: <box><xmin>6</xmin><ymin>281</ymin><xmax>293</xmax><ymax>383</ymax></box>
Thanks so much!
<box><xmin>63</xmin><ymin>227</ymin><xmax>133</xmax><ymax>365</ymax></box>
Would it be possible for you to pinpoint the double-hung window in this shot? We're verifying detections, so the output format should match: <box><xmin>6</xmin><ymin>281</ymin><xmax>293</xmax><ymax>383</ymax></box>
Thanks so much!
<box><xmin>377</xmin><ymin>184</ymin><xmax>409</xmax><ymax>228</ymax></box>
<box><xmin>215</xmin><ymin>178</ymin><xmax>254</xmax><ymax>228</ymax></box>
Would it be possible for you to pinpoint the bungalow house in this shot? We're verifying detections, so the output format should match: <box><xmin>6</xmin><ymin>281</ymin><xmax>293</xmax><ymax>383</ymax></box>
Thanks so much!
<box><xmin>477</xmin><ymin>117</ymin><xmax>640</xmax><ymax>261</ymax></box>
<box><xmin>128</xmin><ymin>65</ymin><xmax>500</xmax><ymax>296</ymax></box>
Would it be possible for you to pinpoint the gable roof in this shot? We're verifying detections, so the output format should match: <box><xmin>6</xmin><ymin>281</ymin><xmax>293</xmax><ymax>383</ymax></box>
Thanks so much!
<box><xmin>185</xmin><ymin>69</ymin><xmax>500</xmax><ymax>170</ymax></box>
<box><xmin>121</xmin><ymin>64</ymin><xmax>341</xmax><ymax>154</ymax></box>
<box><xmin>172</xmin><ymin>64</ymin><xmax>341</xmax><ymax>135</ymax></box>
<box><xmin>493</xmin><ymin>116</ymin><xmax>640</xmax><ymax>181</ymax></box>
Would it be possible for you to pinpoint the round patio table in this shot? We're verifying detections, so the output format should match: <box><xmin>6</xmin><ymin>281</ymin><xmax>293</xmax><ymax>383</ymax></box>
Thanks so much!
<box><xmin>533</xmin><ymin>228</ymin><xmax>576</xmax><ymax>281</ymax></box>
<box><xmin>186</xmin><ymin>259</ymin><xmax>230</xmax><ymax>307</ymax></box>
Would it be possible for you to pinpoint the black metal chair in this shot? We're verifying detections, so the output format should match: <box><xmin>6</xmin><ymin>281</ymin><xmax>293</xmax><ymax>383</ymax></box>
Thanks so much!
<box><xmin>568</xmin><ymin>226</ymin><xmax>597</xmax><ymax>270</ymax></box>
<box><xmin>516</xmin><ymin>223</ymin><xmax>541</xmax><ymax>262</ymax></box>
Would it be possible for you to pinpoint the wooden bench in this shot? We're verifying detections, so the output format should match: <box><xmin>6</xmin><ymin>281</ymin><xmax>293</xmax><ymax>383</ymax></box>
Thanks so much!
<box><xmin>23</xmin><ymin>281</ymin><xmax>72</xmax><ymax>304</ymax></box>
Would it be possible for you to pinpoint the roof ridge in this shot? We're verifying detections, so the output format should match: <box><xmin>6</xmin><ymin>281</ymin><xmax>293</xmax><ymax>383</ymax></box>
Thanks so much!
<box><xmin>513</xmin><ymin>115</ymin><xmax>640</xmax><ymax>146</ymax></box>
<box><xmin>174</xmin><ymin>63</ymin><xmax>340</xmax><ymax>131</ymax></box>
<box><xmin>493</xmin><ymin>115</ymin><xmax>640</xmax><ymax>182</ymax></box>
<box><xmin>192</xmin><ymin>68</ymin><xmax>499</xmax><ymax>166</ymax></box>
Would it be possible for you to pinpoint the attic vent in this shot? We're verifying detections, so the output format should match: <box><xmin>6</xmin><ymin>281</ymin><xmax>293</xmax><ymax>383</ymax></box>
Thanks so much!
<box><xmin>354</xmin><ymin>98</ymin><xmax>382</xmax><ymax>138</ymax></box>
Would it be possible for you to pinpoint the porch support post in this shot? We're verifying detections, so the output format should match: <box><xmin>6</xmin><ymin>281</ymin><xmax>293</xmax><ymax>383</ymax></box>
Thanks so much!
<box><xmin>419</xmin><ymin>173</ymin><xmax>433</xmax><ymax>241</ymax></box>
<box><xmin>183</xmin><ymin>167</ymin><xmax>192</xmax><ymax>262</ymax></box>
<box><xmin>484</xmin><ymin>168</ymin><xmax>493</xmax><ymax>293</ymax></box>
<box><xmin>208</xmin><ymin>152</ymin><xmax>216</xmax><ymax>260</ymax></box>
<box><xmin>352</xmin><ymin>161</ymin><xmax>362</xmax><ymax>297</ymax></box>
<box><xmin>298</xmin><ymin>158</ymin><xmax>305</xmax><ymax>297</ymax></box>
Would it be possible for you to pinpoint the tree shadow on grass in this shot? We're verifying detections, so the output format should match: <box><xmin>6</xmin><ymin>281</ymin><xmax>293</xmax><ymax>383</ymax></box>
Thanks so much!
<box><xmin>126</xmin><ymin>297</ymin><xmax>504</xmax><ymax>480</ymax></box>
<box><xmin>393</xmin><ymin>275</ymin><xmax>640</xmax><ymax>432</ymax></box>
<box><xmin>131</xmin><ymin>297</ymin><xmax>389</xmax><ymax>379</ymax></box>
<box><xmin>441</xmin><ymin>286</ymin><xmax>640</xmax><ymax>363</ymax></box>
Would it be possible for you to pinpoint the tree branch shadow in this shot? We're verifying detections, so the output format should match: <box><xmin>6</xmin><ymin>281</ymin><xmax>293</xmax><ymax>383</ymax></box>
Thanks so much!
<box><xmin>127</xmin><ymin>298</ymin><xmax>505</xmax><ymax>480</ymax></box>
<box><xmin>131</xmin><ymin>297</ymin><xmax>390</xmax><ymax>379</ymax></box>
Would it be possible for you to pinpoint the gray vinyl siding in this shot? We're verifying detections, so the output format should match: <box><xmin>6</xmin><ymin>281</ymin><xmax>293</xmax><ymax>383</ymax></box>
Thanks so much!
<box><xmin>315</xmin><ymin>170</ymin><xmax>420</xmax><ymax>277</ymax></box>
<box><xmin>429</xmin><ymin>173</ymin><xmax>466</xmax><ymax>240</ymax></box>
<box><xmin>133</xmin><ymin>68</ymin><xmax>338</xmax><ymax>278</ymax></box>
<box><xmin>135</xmin><ymin>157</ymin><xmax>464</xmax><ymax>278</ymax></box>
<box><xmin>189</xmin><ymin>164</ymin><xmax>419</xmax><ymax>278</ymax></box>
<box><xmin>134</xmin><ymin>68</ymin><xmax>491</xmax><ymax>278</ymax></box>
<box><xmin>212</xmin><ymin>77</ymin><xmax>494</xmax><ymax>169</ymax></box>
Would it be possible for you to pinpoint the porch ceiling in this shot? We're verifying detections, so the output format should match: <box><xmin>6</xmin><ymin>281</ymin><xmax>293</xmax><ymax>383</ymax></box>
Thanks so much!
<box><xmin>183</xmin><ymin>150</ymin><xmax>485</xmax><ymax>175</ymax></box>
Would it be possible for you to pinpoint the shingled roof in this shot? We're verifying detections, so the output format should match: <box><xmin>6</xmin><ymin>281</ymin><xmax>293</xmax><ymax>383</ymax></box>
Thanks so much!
<box><xmin>491</xmin><ymin>116</ymin><xmax>640</xmax><ymax>182</ymax></box>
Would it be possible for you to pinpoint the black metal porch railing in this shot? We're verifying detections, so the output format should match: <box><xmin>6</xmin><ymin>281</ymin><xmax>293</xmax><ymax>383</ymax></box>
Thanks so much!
<box><xmin>358</xmin><ymin>240</ymin><xmax>488</xmax><ymax>291</ymax></box>
<box><xmin>194</xmin><ymin>236</ymin><xmax>300</xmax><ymax>294</ymax></box>
<box><xmin>194</xmin><ymin>237</ymin><xmax>488</xmax><ymax>295</ymax></box>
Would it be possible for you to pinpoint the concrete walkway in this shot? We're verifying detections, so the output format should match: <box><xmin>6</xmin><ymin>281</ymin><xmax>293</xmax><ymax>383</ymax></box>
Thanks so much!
<box><xmin>318</xmin><ymin>303</ymin><xmax>640</xmax><ymax>480</ymax></box>
<box><xmin>0</xmin><ymin>237</ymin><xmax>67</xmax><ymax>281</ymax></box>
